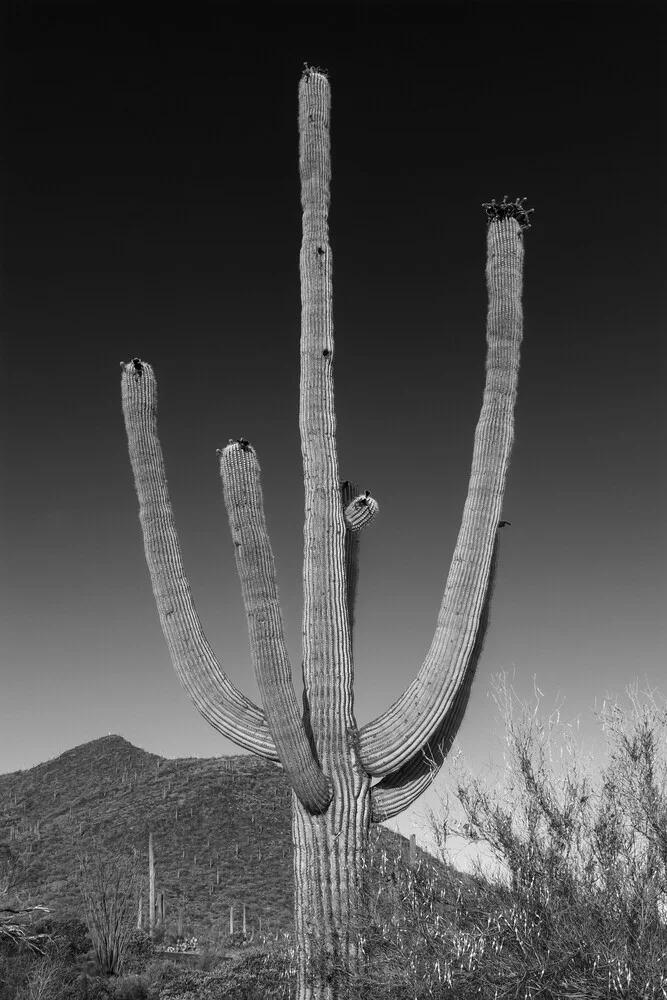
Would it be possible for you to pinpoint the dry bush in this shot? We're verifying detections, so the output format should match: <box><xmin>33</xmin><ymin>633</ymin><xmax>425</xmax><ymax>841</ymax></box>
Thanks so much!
<box><xmin>418</xmin><ymin>672</ymin><xmax>667</xmax><ymax>998</ymax></box>
<box><xmin>14</xmin><ymin>948</ymin><xmax>73</xmax><ymax>1000</ymax></box>
<box><xmin>0</xmin><ymin>842</ymin><xmax>53</xmax><ymax>956</ymax></box>
<box><xmin>107</xmin><ymin>972</ymin><xmax>150</xmax><ymax>999</ymax></box>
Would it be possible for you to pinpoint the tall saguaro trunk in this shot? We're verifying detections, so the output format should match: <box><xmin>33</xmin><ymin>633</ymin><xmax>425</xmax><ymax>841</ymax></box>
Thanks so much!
<box><xmin>121</xmin><ymin>67</ymin><xmax>532</xmax><ymax>1000</ymax></box>
<box><xmin>293</xmin><ymin>69</ymin><xmax>373</xmax><ymax>996</ymax></box>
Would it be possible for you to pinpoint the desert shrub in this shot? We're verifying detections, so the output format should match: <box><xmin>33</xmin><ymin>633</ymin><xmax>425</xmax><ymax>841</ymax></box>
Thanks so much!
<box><xmin>59</xmin><ymin>917</ymin><xmax>93</xmax><ymax>959</ymax></box>
<box><xmin>0</xmin><ymin>949</ymin><xmax>27</xmax><ymax>1000</ymax></box>
<box><xmin>70</xmin><ymin>974</ymin><xmax>115</xmax><ymax>1000</ymax></box>
<box><xmin>0</xmin><ymin>842</ymin><xmax>53</xmax><ymax>959</ymax></box>
<box><xmin>154</xmin><ymin>967</ymin><xmax>205</xmax><ymax>1000</ymax></box>
<box><xmin>138</xmin><ymin>957</ymin><xmax>181</xmax><ymax>989</ymax></box>
<box><xmin>148</xmin><ymin>924</ymin><xmax>166</xmax><ymax>947</ymax></box>
<box><xmin>0</xmin><ymin>927</ymin><xmax>77</xmax><ymax>1000</ymax></box>
<box><xmin>138</xmin><ymin>956</ymin><xmax>228</xmax><ymax>1000</ymax></box>
<box><xmin>33</xmin><ymin>916</ymin><xmax>91</xmax><ymax>961</ymax></box>
<box><xmin>226</xmin><ymin>929</ymin><xmax>253</xmax><ymax>949</ymax></box>
<box><xmin>108</xmin><ymin>973</ymin><xmax>149</xmax><ymax>1000</ymax></box>
<box><xmin>414</xmin><ymin>673</ymin><xmax>667</xmax><ymax>999</ymax></box>
<box><xmin>195</xmin><ymin>945</ymin><xmax>220</xmax><ymax>972</ymax></box>
<box><xmin>238</xmin><ymin>949</ymin><xmax>297</xmax><ymax>1000</ymax></box>
<box><xmin>152</xmin><ymin>961</ymin><xmax>288</xmax><ymax>1000</ymax></box>
<box><xmin>13</xmin><ymin>948</ymin><xmax>75</xmax><ymax>1000</ymax></box>
<box><xmin>74</xmin><ymin>946</ymin><xmax>105</xmax><ymax>976</ymax></box>
<box><xmin>27</xmin><ymin>916</ymin><xmax>55</xmax><ymax>938</ymax></box>
<box><xmin>123</xmin><ymin>928</ymin><xmax>154</xmax><ymax>965</ymax></box>
<box><xmin>0</xmin><ymin>930</ymin><xmax>20</xmax><ymax>959</ymax></box>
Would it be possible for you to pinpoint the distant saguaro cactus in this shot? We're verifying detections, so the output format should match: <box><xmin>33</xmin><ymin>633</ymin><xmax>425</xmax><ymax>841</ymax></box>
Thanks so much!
<box><xmin>148</xmin><ymin>832</ymin><xmax>154</xmax><ymax>940</ymax></box>
<box><xmin>121</xmin><ymin>67</ymin><xmax>531</xmax><ymax>1000</ymax></box>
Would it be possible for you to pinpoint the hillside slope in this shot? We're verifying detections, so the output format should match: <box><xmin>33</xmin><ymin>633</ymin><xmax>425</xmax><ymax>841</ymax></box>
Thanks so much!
<box><xmin>0</xmin><ymin>735</ymin><xmax>482</xmax><ymax>942</ymax></box>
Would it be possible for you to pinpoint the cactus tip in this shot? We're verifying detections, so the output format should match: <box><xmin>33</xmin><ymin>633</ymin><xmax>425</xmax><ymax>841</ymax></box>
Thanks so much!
<box><xmin>482</xmin><ymin>197</ymin><xmax>534</xmax><ymax>230</ymax></box>
<box><xmin>121</xmin><ymin>357</ymin><xmax>147</xmax><ymax>379</ymax></box>
<box><xmin>221</xmin><ymin>438</ymin><xmax>253</xmax><ymax>456</ymax></box>
<box><xmin>301</xmin><ymin>62</ymin><xmax>329</xmax><ymax>82</ymax></box>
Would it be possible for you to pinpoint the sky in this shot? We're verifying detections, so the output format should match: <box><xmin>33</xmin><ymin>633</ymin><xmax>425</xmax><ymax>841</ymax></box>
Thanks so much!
<box><xmin>1</xmin><ymin>4</ymin><xmax>664</xmax><ymax>882</ymax></box>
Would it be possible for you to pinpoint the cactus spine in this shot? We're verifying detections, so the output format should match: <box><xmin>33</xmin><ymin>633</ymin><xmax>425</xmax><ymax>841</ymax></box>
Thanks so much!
<box><xmin>121</xmin><ymin>67</ymin><xmax>530</xmax><ymax>1000</ymax></box>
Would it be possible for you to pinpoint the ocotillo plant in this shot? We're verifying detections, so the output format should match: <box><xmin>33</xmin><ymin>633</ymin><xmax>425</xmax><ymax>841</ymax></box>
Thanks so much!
<box><xmin>121</xmin><ymin>67</ymin><xmax>532</xmax><ymax>1000</ymax></box>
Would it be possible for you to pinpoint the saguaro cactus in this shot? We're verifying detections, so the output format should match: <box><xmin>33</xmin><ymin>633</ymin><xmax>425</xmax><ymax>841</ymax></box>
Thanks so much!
<box><xmin>148</xmin><ymin>832</ymin><xmax>154</xmax><ymax>940</ymax></box>
<box><xmin>121</xmin><ymin>67</ymin><xmax>531</xmax><ymax>1000</ymax></box>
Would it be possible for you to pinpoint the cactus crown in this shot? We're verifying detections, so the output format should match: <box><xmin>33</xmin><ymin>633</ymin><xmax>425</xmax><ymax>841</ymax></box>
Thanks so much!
<box><xmin>482</xmin><ymin>195</ymin><xmax>534</xmax><ymax>230</ymax></box>
<box><xmin>301</xmin><ymin>62</ymin><xmax>329</xmax><ymax>82</ymax></box>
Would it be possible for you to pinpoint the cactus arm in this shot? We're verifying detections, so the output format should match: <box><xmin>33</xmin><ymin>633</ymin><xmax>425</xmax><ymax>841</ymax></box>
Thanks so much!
<box><xmin>370</xmin><ymin>533</ymin><xmax>500</xmax><ymax>822</ymax></box>
<box><xmin>219</xmin><ymin>440</ymin><xmax>332</xmax><ymax>813</ymax></box>
<box><xmin>299</xmin><ymin>69</ymin><xmax>358</xmax><ymax>767</ymax></box>
<box><xmin>359</xmin><ymin>204</ymin><xmax>529</xmax><ymax>776</ymax></box>
<box><xmin>339</xmin><ymin>480</ymin><xmax>378</xmax><ymax>652</ymax></box>
<box><xmin>121</xmin><ymin>359</ymin><xmax>278</xmax><ymax>760</ymax></box>
<box><xmin>343</xmin><ymin>491</ymin><xmax>379</xmax><ymax>534</ymax></box>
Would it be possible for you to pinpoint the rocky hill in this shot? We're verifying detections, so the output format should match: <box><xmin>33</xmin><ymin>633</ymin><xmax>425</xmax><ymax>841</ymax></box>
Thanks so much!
<box><xmin>0</xmin><ymin>736</ymin><xmax>477</xmax><ymax>944</ymax></box>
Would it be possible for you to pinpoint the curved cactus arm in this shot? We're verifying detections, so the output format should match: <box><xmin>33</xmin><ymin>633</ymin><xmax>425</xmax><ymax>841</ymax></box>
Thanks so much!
<box><xmin>359</xmin><ymin>207</ymin><xmax>529</xmax><ymax>776</ymax></box>
<box><xmin>121</xmin><ymin>359</ymin><xmax>278</xmax><ymax>761</ymax></box>
<box><xmin>219</xmin><ymin>440</ymin><xmax>332</xmax><ymax>813</ymax></box>
<box><xmin>369</xmin><ymin>534</ymin><xmax>500</xmax><ymax>823</ymax></box>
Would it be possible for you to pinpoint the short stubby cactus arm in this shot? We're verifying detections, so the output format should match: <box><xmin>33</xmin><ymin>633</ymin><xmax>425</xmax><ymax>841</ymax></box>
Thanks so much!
<box><xmin>340</xmin><ymin>480</ymin><xmax>360</xmax><ymax>647</ymax></box>
<box><xmin>358</xmin><ymin>206</ymin><xmax>529</xmax><ymax>776</ymax></box>
<box><xmin>339</xmin><ymin>480</ymin><xmax>377</xmax><ymax>650</ymax></box>
<box><xmin>219</xmin><ymin>440</ymin><xmax>332</xmax><ymax>813</ymax></box>
<box><xmin>343</xmin><ymin>491</ymin><xmax>378</xmax><ymax>534</ymax></box>
<box><xmin>120</xmin><ymin>359</ymin><xmax>278</xmax><ymax>761</ymax></box>
<box><xmin>370</xmin><ymin>534</ymin><xmax>500</xmax><ymax>822</ymax></box>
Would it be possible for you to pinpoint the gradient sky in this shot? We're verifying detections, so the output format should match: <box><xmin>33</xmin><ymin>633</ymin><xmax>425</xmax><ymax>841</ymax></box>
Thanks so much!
<box><xmin>1</xmin><ymin>4</ymin><xmax>664</xmax><ymax>878</ymax></box>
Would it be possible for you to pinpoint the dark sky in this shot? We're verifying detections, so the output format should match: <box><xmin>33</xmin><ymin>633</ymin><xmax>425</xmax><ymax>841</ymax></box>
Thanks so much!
<box><xmin>1</xmin><ymin>4</ymin><xmax>664</xmax><ymax>866</ymax></box>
